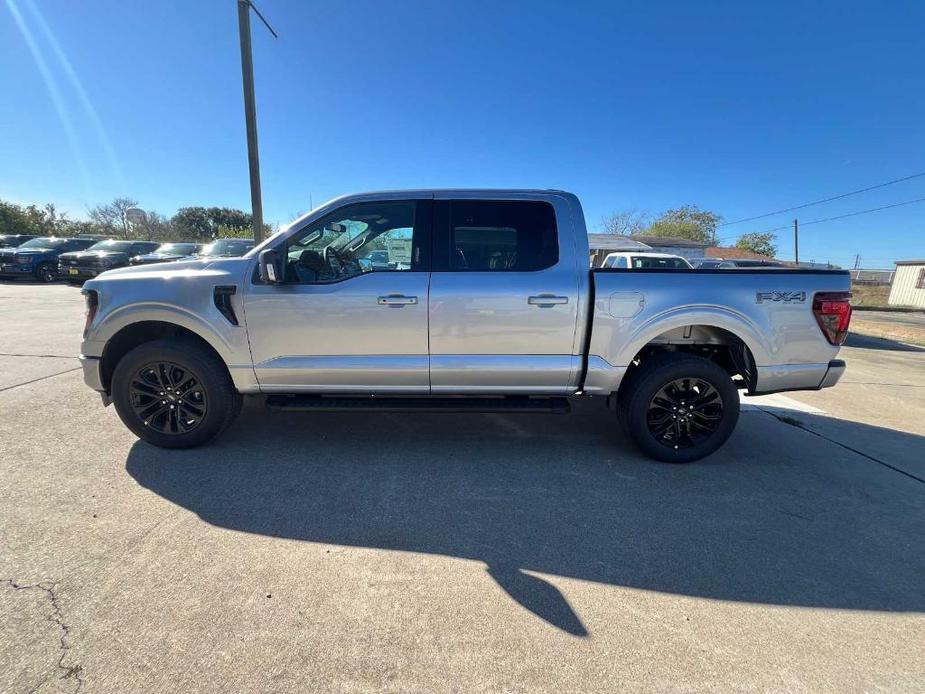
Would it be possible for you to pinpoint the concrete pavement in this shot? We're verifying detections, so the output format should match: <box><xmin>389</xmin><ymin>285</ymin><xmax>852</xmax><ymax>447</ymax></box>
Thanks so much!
<box><xmin>1</xmin><ymin>282</ymin><xmax>923</xmax><ymax>693</ymax></box>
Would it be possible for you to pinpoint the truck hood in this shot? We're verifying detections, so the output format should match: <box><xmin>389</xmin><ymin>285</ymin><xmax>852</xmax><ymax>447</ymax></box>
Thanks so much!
<box><xmin>60</xmin><ymin>250</ymin><xmax>130</xmax><ymax>262</ymax></box>
<box><xmin>84</xmin><ymin>255</ymin><xmax>252</xmax><ymax>285</ymax></box>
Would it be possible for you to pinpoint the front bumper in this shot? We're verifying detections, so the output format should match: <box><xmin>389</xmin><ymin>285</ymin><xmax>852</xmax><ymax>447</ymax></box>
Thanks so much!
<box><xmin>80</xmin><ymin>354</ymin><xmax>105</xmax><ymax>391</ymax></box>
<box><xmin>79</xmin><ymin>355</ymin><xmax>111</xmax><ymax>406</ymax></box>
<box><xmin>60</xmin><ymin>265</ymin><xmax>108</xmax><ymax>280</ymax></box>
<box><xmin>0</xmin><ymin>263</ymin><xmax>34</xmax><ymax>276</ymax></box>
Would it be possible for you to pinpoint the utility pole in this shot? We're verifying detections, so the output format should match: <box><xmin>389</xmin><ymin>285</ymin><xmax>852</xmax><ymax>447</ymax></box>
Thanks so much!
<box><xmin>854</xmin><ymin>254</ymin><xmax>861</xmax><ymax>269</ymax></box>
<box><xmin>793</xmin><ymin>219</ymin><xmax>799</xmax><ymax>265</ymax></box>
<box><xmin>237</xmin><ymin>0</ymin><xmax>277</xmax><ymax>244</ymax></box>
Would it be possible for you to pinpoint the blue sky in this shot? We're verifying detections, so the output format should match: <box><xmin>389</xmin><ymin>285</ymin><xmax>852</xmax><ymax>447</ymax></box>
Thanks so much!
<box><xmin>2</xmin><ymin>0</ymin><xmax>923</xmax><ymax>268</ymax></box>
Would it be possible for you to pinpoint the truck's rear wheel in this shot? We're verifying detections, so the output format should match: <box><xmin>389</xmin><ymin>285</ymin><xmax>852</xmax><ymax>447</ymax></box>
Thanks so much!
<box><xmin>622</xmin><ymin>355</ymin><xmax>739</xmax><ymax>463</ymax></box>
<box><xmin>111</xmin><ymin>338</ymin><xmax>242</xmax><ymax>449</ymax></box>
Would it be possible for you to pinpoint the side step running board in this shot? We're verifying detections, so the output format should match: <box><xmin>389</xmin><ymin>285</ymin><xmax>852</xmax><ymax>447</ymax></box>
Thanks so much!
<box><xmin>265</xmin><ymin>395</ymin><xmax>571</xmax><ymax>414</ymax></box>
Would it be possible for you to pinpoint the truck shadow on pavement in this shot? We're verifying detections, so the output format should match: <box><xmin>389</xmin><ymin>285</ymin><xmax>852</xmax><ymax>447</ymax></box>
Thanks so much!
<box><xmin>125</xmin><ymin>399</ymin><xmax>925</xmax><ymax>637</ymax></box>
<box><xmin>845</xmin><ymin>332</ymin><xmax>925</xmax><ymax>352</ymax></box>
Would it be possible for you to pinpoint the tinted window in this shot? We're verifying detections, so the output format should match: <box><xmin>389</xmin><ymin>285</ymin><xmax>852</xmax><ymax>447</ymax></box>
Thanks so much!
<box><xmin>155</xmin><ymin>243</ymin><xmax>198</xmax><ymax>254</ymax></box>
<box><xmin>441</xmin><ymin>200</ymin><xmax>558</xmax><ymax>272</ymax></box>
<box><xmin>631</xmin><ymin>256</ymin><xmax>690</xmax><ymax>269</ymax></box>
<box><xmin>18</xmin><ymin>237</ymin><xmax>68</xmax><ymax>249</ymax></box>
<box><xmin>87</xmin><ymin>240</ymin><xmax>134</xmax><ymax>252</ymax></box>
<box><xmin>200</xmin><ymin>239</ymin><xmax>255</xmax><ymax>257</ymax></box>
<box><xmin>284</xmin><ymin>201</ymin><xmax>425</xmax><ymax>284</ymax></box>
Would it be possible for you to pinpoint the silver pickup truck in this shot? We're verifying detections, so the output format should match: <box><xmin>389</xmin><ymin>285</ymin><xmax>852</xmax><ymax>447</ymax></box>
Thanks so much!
<box><xmin>79</xmin><ymin>190</ymin><xmax>852</xmax><ymax>462</ymax></box>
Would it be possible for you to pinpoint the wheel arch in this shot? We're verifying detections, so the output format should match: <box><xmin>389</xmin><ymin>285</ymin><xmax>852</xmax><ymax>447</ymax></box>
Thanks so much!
<box><xmin>613</xmin><ymin>312</ymin><xmax>763</xmax><ymax>401</ymax></box>
<box><xmin>100</xmin><ymin>321</ymin><xmax>232</xmax><ymax>393</ymax></box>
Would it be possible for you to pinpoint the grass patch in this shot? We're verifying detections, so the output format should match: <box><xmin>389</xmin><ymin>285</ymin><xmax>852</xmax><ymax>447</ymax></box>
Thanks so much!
<box><xmin>851</xmin><ymin>283</ymin><xmax>890</xmax><ymax>308</ymax></box>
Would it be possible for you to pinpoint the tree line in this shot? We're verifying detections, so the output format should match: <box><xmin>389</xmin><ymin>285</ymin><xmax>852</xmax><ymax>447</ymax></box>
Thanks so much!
<box><xmin>600</xmin><ymin>205</ymin><xmax>778</xmax><ymax>258</ymax></box>
<box><xmin>0</xmin><ymin>197</ymin><xmax>271</xmax><ymax>243</ymax></box>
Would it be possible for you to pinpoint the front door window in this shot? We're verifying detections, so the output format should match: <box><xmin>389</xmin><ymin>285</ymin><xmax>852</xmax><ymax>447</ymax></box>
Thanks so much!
<box><xmin>285</xmin><ymin>201</ymin><xmax>421</xmax><ymax>284</ymax></box>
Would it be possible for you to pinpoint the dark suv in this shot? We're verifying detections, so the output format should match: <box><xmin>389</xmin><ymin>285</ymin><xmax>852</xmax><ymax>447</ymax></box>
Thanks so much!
<box><xmin>0</xmin><ymin>236</ymin><xmax>97</xmax><ymax>282</ymax></box>
<box><xmin>58</xmin><ymin>240</ymin><xmax>161</xmax><ymax>283</ymax></box>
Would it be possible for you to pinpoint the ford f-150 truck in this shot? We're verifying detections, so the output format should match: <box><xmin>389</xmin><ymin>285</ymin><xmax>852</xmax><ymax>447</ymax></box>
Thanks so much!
<box><xmin>78</xmin><ymin>190</ymin><xmax>851</xmax><ymax>462</ymax></box>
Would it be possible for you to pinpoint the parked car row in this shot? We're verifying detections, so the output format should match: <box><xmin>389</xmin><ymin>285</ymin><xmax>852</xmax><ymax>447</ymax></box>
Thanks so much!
<box><xmin>0</xmin><ymin>235</ymin><xmax>255</xmax><ymax>283</ymax></box>
<box><xmin>599</xmin><ymin>252</ymin><xmax>792</xmax><ymax>270</ymax></box>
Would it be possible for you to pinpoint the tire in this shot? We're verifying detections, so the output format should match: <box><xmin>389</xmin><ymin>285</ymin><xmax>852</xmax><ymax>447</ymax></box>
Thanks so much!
<box><xmin>621</xmin><ymin>354</ymin><xmax>739</xmax><ymax>463</ymax></box>
<box><xmin>111</xmin><ymin>338</ymin><xmax>242</xmax><ymax>449</ymax></box>
<box><xmin>35</xmin><ymin>262</ymin><xmax>58</xmax><ymax>283</ymax></box>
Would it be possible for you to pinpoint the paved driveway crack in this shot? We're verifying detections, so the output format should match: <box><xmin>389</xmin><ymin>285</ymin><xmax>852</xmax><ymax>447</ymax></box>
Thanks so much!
<box><xmin>0</xmin><ymin>367</ymin><xmax>81</xmax><ymax>394</ymax></box>
<box><xmin>4</xmin><ymin>579</ymin><xmax>84</xmax><ymax>693</ymax></box>
<box><xmin>756</xmin><ymin>407</ymin><xmax>925</xmax><ymax>485</ymax></box>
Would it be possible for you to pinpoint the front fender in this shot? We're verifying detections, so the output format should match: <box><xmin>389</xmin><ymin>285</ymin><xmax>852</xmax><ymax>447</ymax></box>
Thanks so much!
<box><xmin>81</xmin><ymin>302</ymin><xmax>258</xmax><ymax>393</ymax></box>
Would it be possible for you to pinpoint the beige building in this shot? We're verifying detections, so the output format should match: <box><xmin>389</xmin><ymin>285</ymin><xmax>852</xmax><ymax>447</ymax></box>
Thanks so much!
<box><xmin>887</xmin><ymin>260</ymin><xmax>925</xmax><ymax>308</ymax></box>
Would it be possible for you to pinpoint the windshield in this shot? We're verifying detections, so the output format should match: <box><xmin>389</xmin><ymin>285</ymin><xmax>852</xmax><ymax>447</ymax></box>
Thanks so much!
<box><xmin>200</xmin><ymin>239</ymin><xmax>254</xmax><ymax>257</ymax></box>
<box><xmin>154</xmin><ymin>243</ymin><xmax>198</xmax><ymax>255</ymax></box>
<box><xmin>17</xmin><ymin>237</ymin><xmax>67</xmax><ymax>249</ymax></box>
<box><xmin>632</xmin><ymin>256</ymin><xmax>691</xmax><ymax>269</ymax></box>
<box><xmin>87</xmin><ymin>240</ymin><xmax>134</xmax><ymax>252</ymax></box>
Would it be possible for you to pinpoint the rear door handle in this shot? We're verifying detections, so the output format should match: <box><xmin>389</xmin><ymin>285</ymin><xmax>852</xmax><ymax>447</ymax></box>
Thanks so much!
<box><xmin>378</xmin><ymin>295</ymin><xmax>417</xmax><ymax>306</ymax></box>
<box><xmin>528</xmin><ymin>295</ymin><xmax>569</xmax><ymax>306</ymax></box>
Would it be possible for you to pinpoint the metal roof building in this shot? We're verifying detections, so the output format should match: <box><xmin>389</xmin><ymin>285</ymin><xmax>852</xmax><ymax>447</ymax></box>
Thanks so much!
<box><xmin>888</xmin><ymin>260</ymin><xmax>925</xmax><ymax>308</ymax></box>
<box><xmin>587</xmin><ymin>234</ymin><xmax>652</xmax><ymax>267</ymax></box>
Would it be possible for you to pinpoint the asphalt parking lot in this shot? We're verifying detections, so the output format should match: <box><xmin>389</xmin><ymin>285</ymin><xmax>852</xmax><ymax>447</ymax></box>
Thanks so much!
<box><xmin>1</xmin><ymin>282</ymin><xmax>924</xmax><ymax>693</ymax></box>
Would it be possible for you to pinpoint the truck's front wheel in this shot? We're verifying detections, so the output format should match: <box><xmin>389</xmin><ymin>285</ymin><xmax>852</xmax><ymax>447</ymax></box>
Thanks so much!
<box><xmin>111</xmin><ymin>338</ymin><xmax>242</xmax><ymax>449</ymax></box>
<box><xmin>622</xmin><ymin>355</ymin><xmax>739</xmax><ymax>463</ymax></box>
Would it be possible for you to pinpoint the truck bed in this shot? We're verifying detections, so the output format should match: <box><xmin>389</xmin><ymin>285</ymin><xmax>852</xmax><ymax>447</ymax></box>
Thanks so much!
<box><xmin>583</xmin><ymin>268</ymin><xmax>851</xmax><ymax>396</ymax></box>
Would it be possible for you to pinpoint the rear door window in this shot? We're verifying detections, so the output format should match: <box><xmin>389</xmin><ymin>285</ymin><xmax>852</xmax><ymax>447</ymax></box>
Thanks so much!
<box><xmin>434</xmin><ymin>200</ymin><xmax>558</xmax><ymax>272</ymax></box>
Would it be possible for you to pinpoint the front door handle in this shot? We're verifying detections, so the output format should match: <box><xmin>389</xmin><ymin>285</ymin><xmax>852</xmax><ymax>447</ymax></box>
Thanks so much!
<box><xmin>378</xmin><ymin>295</ymin><xmax>417</xmax><ymax>306</ymax></box>
<box><xmin>528</xmin><ymin>295</ymin><xmax>569</xmax><ymax>307</ymax></box>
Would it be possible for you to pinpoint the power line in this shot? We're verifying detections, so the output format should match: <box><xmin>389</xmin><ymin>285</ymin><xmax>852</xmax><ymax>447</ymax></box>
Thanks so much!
<box><xmin>715</xmin><ymin>196</ymin><xmax>925</xmax><ymax>242</ymax></box>
<box><xmin>719</xmin><ymin>171</ymin><xmax>925</xmax><ymax>227</ymax></box>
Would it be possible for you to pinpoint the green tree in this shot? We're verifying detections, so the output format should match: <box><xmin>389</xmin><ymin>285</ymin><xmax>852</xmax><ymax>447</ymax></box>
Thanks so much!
<box><xmin>735</xmin><ymin>231</ymin><xmax>778</xmax><ymax>258</ymax></box>
<box><xmin>1</xmin><ymin>200</ymin><xmax>44</xmax><ymax>235</ymax></box>
<box><xmin>171</xmin><ymin>206</ymin><xmax>260</xmax><ymax>241</ymax></box>
<box><xmin>642</xmin><ymin>205</ymin><xmax>723</xmax><ymax>244</ymax></box>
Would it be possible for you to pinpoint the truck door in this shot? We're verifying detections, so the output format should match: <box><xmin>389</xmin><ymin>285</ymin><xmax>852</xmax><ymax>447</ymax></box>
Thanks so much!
<box><xmin>244</xmin><ymin>198</ymin><xmax>432</xmax><ymax>392</ymax></box>
<box><xmin>428</xmin><ymin>196</ymin><xmax>582</xmax><ymax>394</ymax></box>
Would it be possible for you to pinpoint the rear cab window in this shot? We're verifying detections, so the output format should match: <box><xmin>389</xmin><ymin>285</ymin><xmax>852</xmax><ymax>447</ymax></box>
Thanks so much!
<box><xmin>434</xmin><ymin>200</ymin><xmax>558</xmax><ymax>272</ymax></box>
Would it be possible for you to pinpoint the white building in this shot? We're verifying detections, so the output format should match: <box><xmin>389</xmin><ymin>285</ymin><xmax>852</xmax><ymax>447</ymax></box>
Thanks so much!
<box><xmin>887</xmin><ymin>260</ymin><xmax>925</xmax><ymax>308</ymax></box>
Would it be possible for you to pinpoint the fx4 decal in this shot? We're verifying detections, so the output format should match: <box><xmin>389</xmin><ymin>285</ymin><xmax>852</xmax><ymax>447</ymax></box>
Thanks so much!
<box><xmin>756</xmin><ymin>291</ymin><xmax>806</xmax><ymax>304</ymax></box>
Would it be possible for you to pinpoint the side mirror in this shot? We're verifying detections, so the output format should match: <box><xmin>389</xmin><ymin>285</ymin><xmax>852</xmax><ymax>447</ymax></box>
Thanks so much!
<box><xmin>258</xmin><ymin>248</ymin><xmax>284</xmax><ymax>284</ymax></box>
<box><xmin>357</xmin><ymin>257</ymin><xmax>373</xmax><ymax>272</ymax></box>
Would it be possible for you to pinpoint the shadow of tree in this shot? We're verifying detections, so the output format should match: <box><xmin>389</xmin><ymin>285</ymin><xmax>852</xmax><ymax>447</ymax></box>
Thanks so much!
<box><xmin>125</xmin><ymin>399</ymin><xmax>925</xmax><ymax>635</ymax></box>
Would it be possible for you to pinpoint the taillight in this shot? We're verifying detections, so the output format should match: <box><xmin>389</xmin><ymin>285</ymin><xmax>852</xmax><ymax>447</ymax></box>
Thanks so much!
<box><xmin>83</xmin><ymin>289</ymin><xmax>98</xmax><ymax>337</ymax></box>
<box><xmin>812</xmin><ymin>292</ymin><xmax>852</xmax><ymax>345</ymax></box>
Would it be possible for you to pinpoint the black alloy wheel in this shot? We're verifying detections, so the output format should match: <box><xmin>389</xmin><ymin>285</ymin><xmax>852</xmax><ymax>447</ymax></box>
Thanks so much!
<box><xmin>129</xmin><ymin>361</ymin><xmax>208</xmax><ymax>435</ymax></box>
<box><xmin>646</xmin><ymin>377</ymin><xmax>724</xmax><ymax>450</ymax></box>
<box><xmin>621</xmin><ymin>355</ymin><xmax>739</xmax><ymax>463</ymax></box>
<box><xmin>111</xmin><ymin>338</ymin><xmax>242</xmax><ymax>449</ymax></box>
